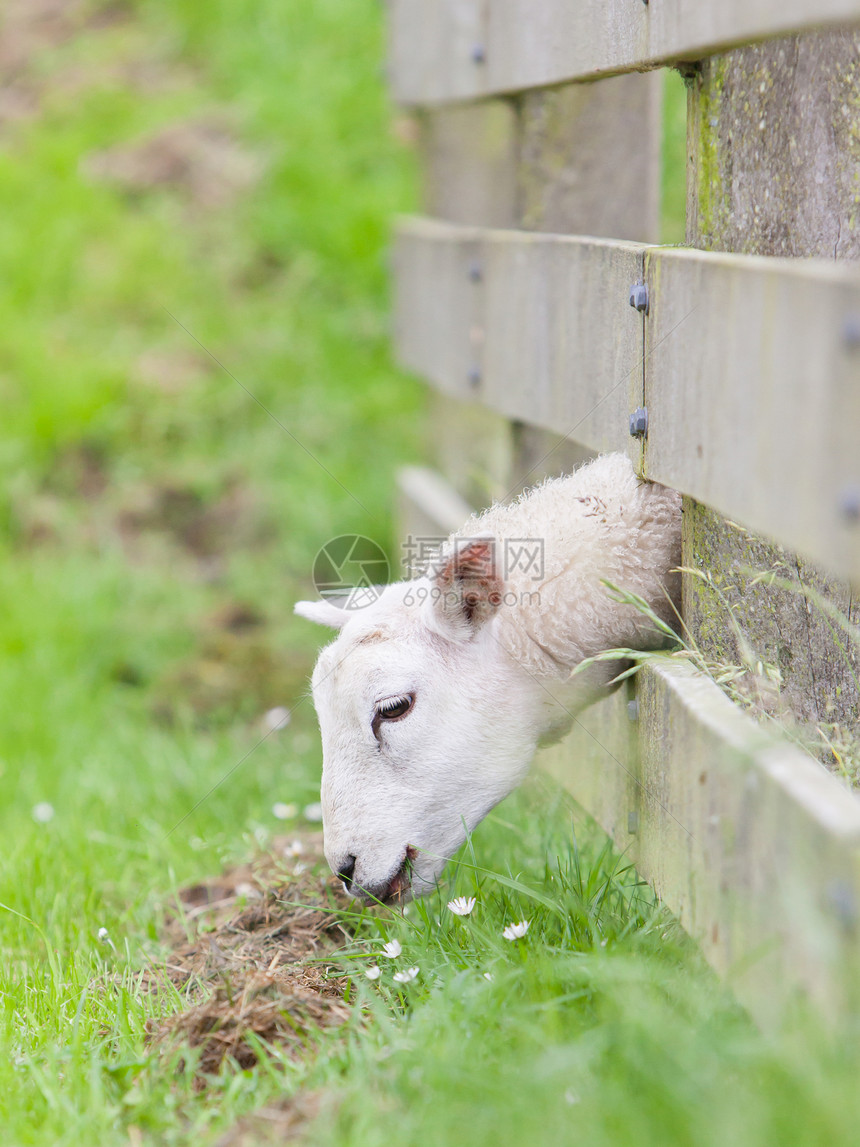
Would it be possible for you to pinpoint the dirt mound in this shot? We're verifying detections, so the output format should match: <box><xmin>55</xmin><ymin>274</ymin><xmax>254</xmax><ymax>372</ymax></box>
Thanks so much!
<box><xmin>160</xmin><ymin>971</ymin><xmax>346</xmax><ymax>1076</ymax></box>
<box><xmin>83</xmin><ymin>117</ymin><xmax>262</xmax><ymax>206</ymax></box>
<box><xmin>147</xmin><ymin>834</ymin><xmax>353</xmax><ymax>1082</ymax></box>
<box><xmin>0</xmin><ymin>0</ymin><xmax>130</xmax><ymax>126</ymax></box>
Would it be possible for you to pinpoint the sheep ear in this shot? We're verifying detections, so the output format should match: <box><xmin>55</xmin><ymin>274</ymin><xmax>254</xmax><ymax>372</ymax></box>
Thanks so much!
<box><xmin>427</xmin><ymin>535</ymin><xmax>504</xmax><ymax>641</ymax></box>
<box><xmin>294</xmin><ymin>599</ymin><xmax>350</xmax><ymax>629</ymax></box>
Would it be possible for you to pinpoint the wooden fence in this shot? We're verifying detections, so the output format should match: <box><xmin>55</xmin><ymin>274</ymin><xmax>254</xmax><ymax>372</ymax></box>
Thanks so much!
<box><xmin>388</xmin><ymin>2</ymin><xmax>860</xmax><ymax>1026</ymax></box>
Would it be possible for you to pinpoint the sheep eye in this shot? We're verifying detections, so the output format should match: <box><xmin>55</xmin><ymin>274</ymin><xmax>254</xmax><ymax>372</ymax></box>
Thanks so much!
<box><xmin>376</xmin><ymin>694</ymin><xmax>413</xmax><ymax>721</ymax></box>
<box><xmin>372</xmin><ymin>694</ymin><xmax>414</xmax><ymax>739</ymax></box>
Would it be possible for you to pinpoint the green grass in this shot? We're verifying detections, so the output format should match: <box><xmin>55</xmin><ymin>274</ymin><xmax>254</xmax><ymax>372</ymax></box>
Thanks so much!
<box><xmin>315</xmin><ymin>812</ymin><xmax>860</xmax><ymax>1147</ymax></box>
<box><xmin>2</xmin><ymin>3</ymin><xmax>860</xmax><ymax>1144</ymax></box>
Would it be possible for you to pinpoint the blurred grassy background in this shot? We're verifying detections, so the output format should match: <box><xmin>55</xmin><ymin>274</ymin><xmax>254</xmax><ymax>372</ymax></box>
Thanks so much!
<box><xmin>0</xmin><ymin>0</ymin><xmax>425</xmax><ymax>1137</ymax></box>
<box><xmin>0</xmin><ymin>0</ymin><xmax>422</xmax><ymax>872</ymax></box>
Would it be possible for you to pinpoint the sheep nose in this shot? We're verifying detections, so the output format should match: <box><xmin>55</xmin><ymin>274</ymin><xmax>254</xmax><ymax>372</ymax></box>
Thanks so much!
<box><xmin>336</xmin><ymin>855</ymin><xmax>356</xmax><ymax>887</ymax></box>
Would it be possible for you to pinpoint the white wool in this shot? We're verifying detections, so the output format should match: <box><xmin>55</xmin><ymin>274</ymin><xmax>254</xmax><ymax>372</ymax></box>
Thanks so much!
<box><xmin>449</xmin><ymin>452</ymin><xmax>681</xmax><ymax>678</ymax></box>
<box><xmin>294</xmin><ymin>454</ymin><xmax>681</xmax><ymax>904</ymax></box>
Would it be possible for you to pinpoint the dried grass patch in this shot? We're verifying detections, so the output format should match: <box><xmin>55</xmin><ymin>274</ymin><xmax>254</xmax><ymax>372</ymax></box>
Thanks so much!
<box><xmin>147</xmin><ymin>833</ymin><xmax>353</xmax><ymax>1082</ymax></box>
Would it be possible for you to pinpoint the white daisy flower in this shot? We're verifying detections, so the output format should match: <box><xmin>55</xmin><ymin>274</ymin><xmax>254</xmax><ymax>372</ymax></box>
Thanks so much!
<box><xmin>285</xmin><ymin>838</ymin><xmax>304</xmax><ymax>856</ymax></box>
<box><xmin>365</xmin><ymin>965</ymin><xmax>381</xmax><ymax>981</ymax></box>
<box><xmin>392</xmin><ymin>967</ymin><xmax>419</xmax><ymax>984</ymax></box>
<box><xmin>303</xmin><ymin>802</ymin><xmax>323</xmax><ymax>822</ymax></box>
<box><xmin>272</xmin><ymin>802</ymin><xmax>297</xmax><ymax>821</ymax></box>
<box><xmin>32</xmin><ymin>802</ymin><xmax>54</xmax><ymax>824</ymax></box>
<box><xmin>97</xmin><ymin>927</ymin><xmax>116</xmax><ymax>952</ymax></box>
<box><xmin>262</xmin><ymin>706</ymin><xmax>291</xmax><ymax>733</ymax></box>
<box><xmin>447</xmin><ymin>896</ymin><xmax>476</xmax><ymax>916</ymax></box>
<box><xmin>381</xmin><ymin>939</ymin><xmax>402</xmax><ymax>958</ymax></box>
<box><xmin>502</xmin><ymin>919</ymin><xmax>530</xmax><ymax>941</ymax></box>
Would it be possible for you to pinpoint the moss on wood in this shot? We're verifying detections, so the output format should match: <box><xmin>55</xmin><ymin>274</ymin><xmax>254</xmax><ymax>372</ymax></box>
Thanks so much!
<box><xmin>684</xmin><ymin>31</ymin><xmax>860</xmax><ymax>777</ymax></box>
<box><xmin>687</xmin><ymin>30</ymin><xmax>860</xmax><ymax>257</ymax></box>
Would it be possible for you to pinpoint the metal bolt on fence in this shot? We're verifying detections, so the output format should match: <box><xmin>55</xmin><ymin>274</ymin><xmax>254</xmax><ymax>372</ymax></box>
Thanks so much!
<box><xmin>629</xmin><ymin>407</ymin><xmax>649</xmax><ymax>438</ymax></box>
<box><xmin>629</xmin><ymin>282</ymin><xmax>649</xmax><ymax>314</ymax></box>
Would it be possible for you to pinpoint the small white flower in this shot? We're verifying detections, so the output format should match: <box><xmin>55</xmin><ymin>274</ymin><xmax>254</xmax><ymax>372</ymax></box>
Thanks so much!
<box><xmin>393</xmin><ymin>966</ymin><xmax>419</xmax><ymax>984</ymax></box>
<box><xmin>483</xmin><ymin>972</ymin><xmax>494</xmax><ymax>982</ymax></box>
<box><xmin>502</xmin><ymin>919</ymin><xmax>530</xmax><ymax>941</ymax></box>
<box><xmin>32</xmin><ymin>802</ymin><xmax>54</xmax><ymax>824</ymax></box>
<box><xmin>381</xmin><ymin>940</ymin><xmax>402</xmax><ymax>958</ymax></box>
<box><xmin>272</xmin><ymin>802</ymin><xmax>297</xmax><ymax>821</ymax></box>
<box><xmin>262</xmin><ymin>706</ymin><xmax>291</xmax><ymax>733</ymax></box>
<box><xmin>293</xmin><ymin>861</ymin><xmax>307</xmax><ymax>876</ymax></box>
<box><xmin>447</xmin><ymin>896</ymin><xmax>476</xmax><ymax>916</ymax></box>
<box><xmin>303</xmin><ymin>802</ymin><xmax>323</xmax><ymax>822</ymax></box>
<box><xmin>97</xmin><ymin>927</ymin><xmax>116</xmax><ymax>952</ymax></box>
<box><xmin>235</xmin><ymin>881</ymin><xmax>262</xmax><ymax>900</ymax></box>
<box><xmin>365</xmin><ymin>965</ymin><xmax>381</xmax><ymax>981</ymax></box>
<box><xmin>285</xmin><ymin>838</ymin><xmax>304</xmax><ymax>856</ymax></box>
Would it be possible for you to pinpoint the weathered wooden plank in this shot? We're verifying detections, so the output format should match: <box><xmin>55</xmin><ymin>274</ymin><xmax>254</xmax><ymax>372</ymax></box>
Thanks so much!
<box><xmin>390</xmin><ymin>0</ymin><xmax>860</xmax><ymax>105</ymax></box>
<box><xmin>680</xmin><ymin>29</ymin><xmax>860</xmax><ymax>759</ymax></box>
<box><xmin>417</xmin><ymin>73</ymin><xmax>662</xmax><ymax>242</ymax></box>
<box><xmin>508</xmin><ymin>423</ymin><xmax>596</xmax><ymax>496</ymax></box>
<box><xmin>518</xmin><ymin>73</ymin><xmax>662</xmax><ymax>242</ymax></box>
<box><xmin>686</xmin><ymin>30</ymin><xmax>860</xmax><ymax>260</ymax></box>
<box><xmin>425</xmin><ymin>393</ymin><xmax>518</xmax><ymax>508</ymax></box>
<box><xmin>419</xmin><ymin>100</ymin><xmax>520</xmax><ymax>228</ymax></box>
<box><xmin>637</xmin><ymin>658</ymin><xmax>860</xmax><ymax>1025</ymax></box>
<box><xmin>539</xmin><ymin>684</ymin><xmax>640</xmax><ymax>857</ymax></box>
<box><xmin>513</xmin><ymin>71</ymin><xmax>661</xmax><ymax>483</ymax></box>
<box><xmin>393</xmin><ymin>217</ymin><xmax>643</xmax><ymax>466</ymax></box>
<box><xmin>644</xmin><ymin>244</ymin><xmax>860</xmax><ymax>582</ymax></box>
<box><xmin>394</xmin><ymin>218</ymin><xmax>484</xmax><ymax>402</ymax></box>
<box><xmin>413</xmin><ymin>72</ymin><xmax>661</xmax><ymax>505</ymax></box>
<box><xmin>414</xmin><ymin>101</ymin><xmax>522</xmax><ymax>510</ymax></box>
<box><xmin>394</xmin><ymin>217</ymin><xmax>860</xmax><ymax>580</ymax></box>
<box><xmin>682</xmin><ymin>506</ymin><xmax>860</xmax><ymax>747</ymax></box>
<box><xmin>548</xmin><ymin>657</ymin><xmax>860</xmax><ymax>1025</ymax></box>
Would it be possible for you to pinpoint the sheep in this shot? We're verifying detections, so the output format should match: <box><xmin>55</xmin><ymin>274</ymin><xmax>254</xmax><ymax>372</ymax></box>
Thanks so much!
<box><xmin>294</xmin><ymin>452</ymin><xmax>681</xmax><ymax>904</ymax></box>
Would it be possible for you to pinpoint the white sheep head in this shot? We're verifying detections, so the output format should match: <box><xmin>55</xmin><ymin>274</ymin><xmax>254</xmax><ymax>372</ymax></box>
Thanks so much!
<box><xmin>294</xmin><ymin>537</ymin><xmax>554</xmax><ymax>905</ymax></box>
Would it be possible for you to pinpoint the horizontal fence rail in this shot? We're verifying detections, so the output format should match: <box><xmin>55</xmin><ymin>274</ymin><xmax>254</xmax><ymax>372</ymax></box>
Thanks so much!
<box><xmin>390</xmin><ymin>0</ymin><xmax>860</xmax><ymax>104</ymax></box>
<box><xmin>394</xmin><ymin>216</ymin><xmax>860</xmax><ymax>581</ymax></box>
<box><xmin>397</xmin><ymin>466</ymin><xmax>860</xmax><ymax>1025</ymax></box>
